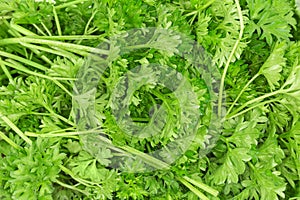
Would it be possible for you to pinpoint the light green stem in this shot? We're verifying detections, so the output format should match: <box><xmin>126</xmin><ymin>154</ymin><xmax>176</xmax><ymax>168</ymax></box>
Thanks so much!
<box><xmin>176</xmin><ymin>177</ymin><xmax>209</xmax><ymax>200</ymax></box>
<box><xmin>218</xmin><ymin>0</ymin><xmax>244</xmax><ymax>117</ymax></box>
<box><xmin>0</xmin><ymin>37</ymin><xmax>109</xmax><ymax>55</ymax></box>
<box><xmin>226</xmin><ymin>90</ymin><xmax>281</xmax><ymax>119</ymax></box>
<box><xmin>0</xmin><ymin>131</ymin><xmax>21</xmax><ymax>149</ymax></box>
<box><xmin>55</xmin><ymin>179</ymin><xmax>89</xmax><ymax>196</ymax></box>
<box><xmin>52</xmin><ymin>6</ymin><xmax>62</xmax><ymax>36</ymax></box>
<box><xmin>226</xmin><ymin>98</ymin><xmax>278</xmax><ymax>120</ymax></box>
<box><xmin>226</xmin><ymin>73</ymin><xmax>260</xmax><ymax>115</ymax></box>
<box><xmin>55</xmin><ymin>0</ymin><xmax>90</xmax><ymax>9</ymax></box>
<box><xmin>0</xmin><ymin>114</ymin><xmax>32</xmax><ymax>145</ymax></box>
<box><xmin>183</xmin><ymin>176</ymin><xmax>219</xmax><ymax>197</ymax></box>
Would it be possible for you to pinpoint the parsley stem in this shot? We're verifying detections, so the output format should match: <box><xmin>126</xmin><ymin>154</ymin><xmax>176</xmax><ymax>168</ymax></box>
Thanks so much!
<box><xmin>32</xmin><ymin>24</ymin><xmax>47</xmax><ymax>36</ymax></box>
<box><xmin>29</xmin><ymin>35</ymin><xmax>105</xmax><ymax>40</ymax></box>
<box><xmin>0</xmin><ymin>38</ymin><xmax>109</xmax><ymax>55</ymax></box>
<box><xmin>0</xmin><ymin>50</ymin><xmax>48</xmax><ymax>71</ymax></box>
<box><xmin>55</xmin><ymin>0</ymin><xmax>90</xmax><ymax>10</ymax></box>
<box><xmin>52</xmin><ymin>6</ymin><xmax>62</xmax><ymax>36</ymax></box>
<box><xmin>59</xmin><ymin>165</ymin><xmax>98</xmax><ymax>187</ymax></box>
<box><xmin>20</xmin><ymin>42</ymin><xmax>76</xmax><ymax>60</ymax></box>
<box><xmin>25</xmin><ymin>129</ymin><xmax>103</xmax><ymax>137</ymax></box>
<box><xmin>1</xmin><ymin>59</ymin><xmax>73</xmax><ymax>96</ymax></box>
<box><xmin>8</xmin><ymin>22</ymin><xmax>54</xmax><ymax>65</ymax></box>
<box><xmin>183</xmin><ymin>176</ymin><xmax>219</xmax><ymax>197</ymax></box>
<box><xmin>120</xmin><ymin>145</ymin><xmax>170</xmax><ymax>169</ymax></box>
<box><xmin>41</xmin><ymin>22</ymin><xmax>52</xmax><ymax>36</ymax></box>
<box><xmin>226</xmin><ymin>90</ymin><xmax>281</xmax><ymax>119</ymax></box>
<box><xmin>0</xmin><ymin>59</ymin><xmax>15</xmax><ymax>86</ymax></box>
<box><xmin>218</xmin><ymin>0</ymin><xmax>244</xmax><ymax>117</ymax></box>
<box><xmin>0</xmin><ymin>114</ymin><xmax>32</xmax><ymax>145</ymax></box>
<box><xmin>0</xmin><ymin>131</ymin><xmax>21</xmax><ymax>149</ymax></box>
<box><xmin>226</xmin><ymin>98</ymin><xmax>279</xmax><ymax>120</ymax></box>
<box><xmin>226</xmin><ymin>73</ymin><xmax>260</xmax><ymax>115</ymax></box>
<box><xmin>176</xmin><ymin>177</ymin><xmax>209</xmax><ymax>200</ymax></box>
<box><xmin>55</xmin><ymin>179</ymin><xmax>90</xmax><ymax>196</ymax></box>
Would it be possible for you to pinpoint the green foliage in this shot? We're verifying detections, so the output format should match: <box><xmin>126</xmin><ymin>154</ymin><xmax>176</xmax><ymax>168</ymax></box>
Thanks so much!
<box><xmin>0</xmin><ymin>0</ymin><xmax>299</xmax><ymax>199</ymax></box>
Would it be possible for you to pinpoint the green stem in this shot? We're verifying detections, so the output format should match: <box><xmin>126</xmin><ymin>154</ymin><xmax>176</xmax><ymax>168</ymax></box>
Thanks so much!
<box><xmin>52</xmin><ymin>6</ymin><xmax>62</xmax><ymax>36</ymax></box>
<box><xmin>226</xmin><ymin>73</ymin><xmax>260</xmax><ymax>115</ymax></box>
<box><xmin>218</xmin><ymin>0</ymin><xmax>244</xmax><ymax>117</ymax></box>
<box><xmin>183</xmin><ymin>176</ymin><xmax>219</xmax><ymax>197</ymax></box>
<box><xmin>176</xmin><ymin>177</ymin><xmax>209</xmax><ymax>200</ymax></box>
<box><xmin>32</xmin><ymin>24</ymin><xmax>47</xmax><ymax>36</ymax></box>
<box><xmin>226</xmin><ymin>98</ymin><xmax>278</xmax><ymax>120</ymax></box>
<box><xmin>10</xmin><ymin>22</ymin><xmax>36</xmax><ymax>36</ymax></box>
<box><xmin>51</xmin><ymin>111</ymin><xmax>75</xmax><ymax>127</ymax></box>
<box><xmin>0</xmin><ymin>59</ymin><xmax>15</xmax><ymax>85</ymax></box>
<box><xmin>41</xmin><ymin>22</ymin><xmax>52</xmax><ymax>36</ymax></box>
<box><xmin>226</xmin><ymin>90</ymin><xmax>281</xmax><ymax>119</ymax></box>
<box><xmin>29</xmin><ymin>35</ymin><xmax>104</xmax><ymax>40</ymax></box>
<box><xmin>20</xmin><ymin>42</ymin><xmax>76</xmax><ymax>60</ymax></box>
<box><xmin>55</xmin><ymin>179</ymin><xmax>90</xmax><ymax>196</ymax></box>
<box><xmin>0</xmin><ymin>113</ymin><xmax>32</xmax><ymax>145</ymax></box>
<box><xmin>0</xmin><ymin>50</ymin><xmax>48</xmax><ymax>71</ymax></box>
<box><xmin>0</xmin><ymin>37</ymin><xmax>109</xmax><ymax>55</ymax></box>
<box><xmin>25</xmin><ymin>129</ymin><xmax>103</xmax><ymax>138</ymax></box>
<box><xmin>55</xmin><ymin>0</ymin><xmax>90</xmax><ymax>10</ymax></box>
<box><xmin>0</xmin><ymin>131</ymin><xmax>21</xmax><ymax>149</ymax></box>
<box><xmin>59</xmin><ymin>165</ymin><xmax>99</xmax><ymax>187</ymax></box>
<box><xmin>8</xmin><ymin>22</ymin><xmax>53</xmax><ymax>65</ymax></box>
<box><xmin>199</xmin><ymin>0</ymin><xmax>216</xmax><ymax>11</ymax></box>
<box><xmin>120</xmin><ymin>145</ymin><xmax>170</xmax><ymax>169</ymax></box>
<box><xmin>2</xmin><ymin>59</ymin><xmax>73</xmax><ymax>96</ymax></box>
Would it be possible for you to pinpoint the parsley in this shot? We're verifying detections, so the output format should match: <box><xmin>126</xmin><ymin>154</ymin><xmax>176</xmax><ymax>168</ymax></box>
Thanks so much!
<box><xmin>0</xmin><ymin>0</ymin><xmax>299</xmax><ymax>199</ymax></box>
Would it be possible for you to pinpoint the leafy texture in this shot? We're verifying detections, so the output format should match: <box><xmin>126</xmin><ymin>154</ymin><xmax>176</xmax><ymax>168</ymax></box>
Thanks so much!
<box><xmin>0</xmin><ymin>0</ymin><xmax>299</xmax><ymax>199</ymax></box>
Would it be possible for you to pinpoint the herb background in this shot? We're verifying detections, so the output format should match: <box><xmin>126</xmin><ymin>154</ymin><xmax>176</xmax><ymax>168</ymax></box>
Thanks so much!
<box><xmin>0</xmin><ymin>0</ymin><xmax>300</xmax><ymax>199</ymax></box>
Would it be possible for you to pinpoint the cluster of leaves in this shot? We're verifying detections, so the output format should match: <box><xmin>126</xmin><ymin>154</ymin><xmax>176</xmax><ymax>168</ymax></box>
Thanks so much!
<box><xmin>0</xmin><ymin>0</ymin><xmax>299</xmax><ymax>199</ymax></box>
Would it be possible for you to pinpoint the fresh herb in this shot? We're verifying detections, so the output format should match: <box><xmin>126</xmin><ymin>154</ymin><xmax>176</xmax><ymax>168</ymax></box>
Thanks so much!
<box><xmin>0</xmin><ymin>0</ymin><xmax>299</xmax><ymax>199</ymax></box>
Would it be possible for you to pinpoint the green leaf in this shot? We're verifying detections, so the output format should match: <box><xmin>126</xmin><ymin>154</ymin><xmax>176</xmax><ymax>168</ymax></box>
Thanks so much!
<box><xmin>259</xmin><ymin>42</ymin><xmax>287</xmax><ymax>90</ymax></box>
<box><xmin>212</xmin><ymin>148</ymin><xmax>251</xmax><ymax>184</ymax></box>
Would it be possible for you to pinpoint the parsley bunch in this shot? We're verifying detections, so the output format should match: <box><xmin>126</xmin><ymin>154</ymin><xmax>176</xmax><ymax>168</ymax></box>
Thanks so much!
<box><xmin>0</xmin><ymin>0</ymin><xmax>299</xmax><ymax>199</ymax></box>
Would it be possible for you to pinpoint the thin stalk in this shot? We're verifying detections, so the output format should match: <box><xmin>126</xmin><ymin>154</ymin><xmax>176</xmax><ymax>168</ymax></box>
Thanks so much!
<box><xmin>0</xmin><ymin>50</ymin><xmax>48</xmax><ymax>71</ymax></box>
<box><xmin>226</xmin><ymin>73</ymin><xmax>260</xmax><ymax>115</ymax></box>
<box><xmin>226</xmin><ymin>90</ymin><xmax>281</xmax><ymax>119</ymax></box>
<box><xmin>226</xmin><ymin>98</ymin><xmax>278</xmax><ymax>120</ymax></box>
<box><xmin>52</xmin><ymin>6</ymin><xmax>62</xmax><ymax>36</ymax></box>
<box><xmin>29</xmin><ymin>35</ymin><xmax>105</xmax><ymax>40</ymax></box>
<box><xmin>8</xmin><ymin>23</ymin><xmax>53</xmax><ymax>64</ymax></box>
<box><xmin>0</xmin><ymin>59</ymin><xmax>15</xmax><ymax>85</ymax></box>
<box><xmin>32</xmin><ymin>24</ymin><xmax>47</xmax><ymax>36</ymax></box>
<box><xmin>8</xmin><ymin>24</ymin><xmax>80</xmax><ymax>61</ymax></box>
<box><xmin>0</xmin><ymin>113</ymin><xmax>32</xmax><ymax>145</ymax></box>
<box><xmin>77</xmin><ymin>11</ymin><xmax>98</xmax><ymax>44</ymax></box>
<box><xmin>20</xmin><ymin>42</ymin><xmax>76</xmax><ymax>60</ymax></box>
<box><xmin>55</xmin><ymin>180</ymin><xmax>90</xmax><ymax>196</ymax></box>
<box><xmin>200</xmin><ymin>0</ymin><xmax>216</xmax><ymax>11</ymax></box>
<box><xmin>10</xmin><ymin>22</ymin><xmax>36</xmax><ymax>36</ymax></box>
<box><xmin>25</xmin><ymin>129</ymin><xmax>103</xmax><ymax>137</ymax></box>
<box><xmin>51</xmin><ymin>111</ymin><xmax>75</xmax><ymax>126</ymax></box>
<box><xmin>176</xmin><ymin>177</ymin><xmax>209</xmax><ymax>200</ymax></box>
<box><xmin>55</xmin><ymin>0</ymin><xmax>90</xmax><ymax>10</ymax></box>
<box><xmin>119</xmin><ymin>145</ymin><xmax>170</xmax><ymax>169</ymax></box>
<box><xmin>0</xmin><ymin>37</ymin><xmax>109</xmax><ymax>55</ymax></box>
<box><xmin>1</xmin><ymin>59</ymin><xmax>73</xmax><ymax>96</ymax></box>
<box><xmin>1</xmin><ymin>59</ymin><xmax>73</xmax><ymax>81</ymax></box>
<box><xmin>59</xmin><ymin>165</ymin><xmax>99</xmax><ymax>187</ymax></box>
<box><xmin>217</xmin><ymin>0</ymin><xmax>244</xmax><ymax>117</ymax></box>
<box><xmin>0</xmin><ymin>131</ymin><xmax>21</xmax><ymax>149</ymax></box>
<box><xmin>41</xmin><ymin>22</ymin><xmax>52</xmax><ymax>36</ymax></box>
<box><xmin>183</xmin><ymin>176</ymin><xmax>219</xmax><ymax>197</ymax></box>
